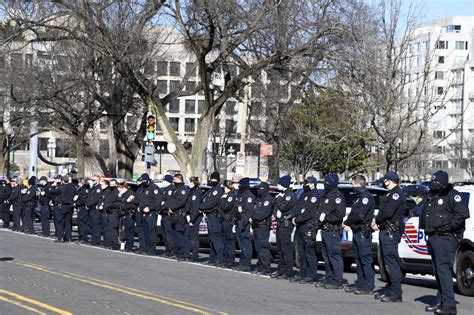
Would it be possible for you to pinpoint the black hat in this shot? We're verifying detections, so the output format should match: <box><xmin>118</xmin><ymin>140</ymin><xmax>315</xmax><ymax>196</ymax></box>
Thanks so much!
<box><xmin>256</xmin><ymin>182</ymin><xmax>269</xmax><ymax>190</ymax></box>
<box><xmin>28</xmin><ymin>176</ymin><xmax>37</xmax><ymax>186</ymax></box>
<box><xmin>239</xmin><ymin>177</ymin><xmax>250</xmax><ymax>189</ymax></box>
<box><xmin>39</xmin><ymin>176</ymin><xmax>48</xmax><ymax>182</ymax></box>
<box><xmin>139</xmin><ymin>173</ymin><xmax>151</xmax><ymax>181</ymax></box>
<box><xmin>278</xmin><ymin>175</ymin><xmax>291</xmax><ymax>188</ymax></box>
<box><xmin>163</xmin><ymin>174</ymin><xmax>173</xmax><ymax>183</ymax></box>
<box><xmin>432</xmin><ymin>170</ymin><xmax>449</xmax><ymax>186</ymax></box>
<box><xmin>305</xmin><ymin>176</ymin><xmax>318</xmax><ymax>184</ymax></box>
<box><xmin>210</xmin><ymin>171</ymin><xmax>220</xmax><ymax>181</ymax></box>
<box><xmin>383</xmin><ymin>171</ymin><xmax>399</xmax><ymax>183</ymax></box>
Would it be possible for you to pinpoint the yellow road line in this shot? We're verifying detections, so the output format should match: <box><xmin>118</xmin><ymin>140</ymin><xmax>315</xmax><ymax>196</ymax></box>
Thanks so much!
<box><xmin>17</xmin><ymin>260</ymin><xmax>227</xmax><ymax>315</ymax></box>
<box><xmin>0</xmin><ymin>291</ymin><xmax>73</xmax><ymax>315</ymax></box>
<box><xmin>13</xmin><ymin>261</ymin><xmax>226</xmax><ymax>315</ymax></box>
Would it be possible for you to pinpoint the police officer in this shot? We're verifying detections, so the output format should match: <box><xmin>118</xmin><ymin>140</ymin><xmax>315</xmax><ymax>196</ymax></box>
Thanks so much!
<box><xmin>50</xmin><ymin>176</ymin><xmax>62</xmax><ymax>238</ymax></box>
<box><xmin>235</xmin><ymin>177</ymin><xmax>255</xmax><ymax>272</ymax></box>
<box><xmin>317</xmin><ymin>173</ymin><xmax>346</xmax><ymax>289</ymax></box>
<box><xmin>372</xmin><ymin>171</ymin><xmax>406</xmax><ymax>302</ymax></box>
<box><xmin>186</xmin><ymin>176</ymin><xmax>203</xmax><ymax>262</ymax></box>
<box><xmin>199</xmin><ymin>171</ymin><xmax>224</xmax><ymax>265</ymax></box>
<box><xmin>219</xmin><ymin>180</ymin><xmax>237</xmax><ymax>268</ymax></box>
<box><xmin>86</xmin><ymin>175</ymin><xmax>103</xmax><ymax>246</ymax></box>
<box><xmin>342</xmin><ymin>174</ymin><xmax>375</xmax><ymax>294</ymax></box>
<box><xmin>0</xmin><ymin>177</ymin><xmax>11</xmax><ymax>228</ymax></box>
<box><xmin>116</xmin><ymin>182</ymin><xmax>137</xmax><ymax>252</ymax></box>
<box><xmin>420</xmin><ymin>170</ymin><xmax>469</xmax><ymax>315</ymax></box>
<box><xmin>271</xmin><ymin>175</ymin><xmax>297</xmax><ymax>280</ymax></box>
<box><xmin>53</xmin><ymin>176</ymin><xmax>76</xmax><ymax>242</ymax></box>
<box><xmin>136</xmin><ymin>173</ymin><xmax>162</xmax><ymax>255</ymax></box>
<box><xmin>8</xmin><ymin>178</ymin><xmax>22</xmax><ymax>231</ymax></box>
<box><xmin>103</xmin><ymin>179</ymin><xmax>121</xmax><ymax>250</ymax></box>
<box><xmin>161</xmin><ymin>174</ymin><xmax>177</xmax><ymax>257</ymax></box>
<box><xmin>166</xmin><ymin>174</ymin><xmax>190</xmax><ymax>260</ymax></box>
<box><xmin>291</xmin><ymin>176</ymin><xmax>321</xmax><ymax>283</ymax></box>
<box><xmin>74</xmin><ymin>179</ymin><xmax>90</xmax><ymax>243</ymax></box>
<box><xmin>22</xmin><ymin>176</ymin><xmax>38</xmax><ymax>234</ymax></box>
<box><xmin>37</xmin><ymin>176</ymin><xmax>52</xmax><ymax>237</ymax></box>
<box><xmin>250</xmin><ymin>182</ymin><xmax>274</xmax><ymax>275</ymax></box>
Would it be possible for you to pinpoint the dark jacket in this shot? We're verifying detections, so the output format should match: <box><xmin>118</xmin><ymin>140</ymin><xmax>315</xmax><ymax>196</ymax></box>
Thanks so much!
<box><xmin>375</xmin><ymin>185</ymin><xmax>406</xmax><ymax>228</ymax></box>
<box><xmin>344</xmin><ymin>188</ymin><xmax>375</xmax><ymax>232</ymax></box>
<box><xmin>186</xmin><ymin>186</ymin><xmax>203</xmax><ymax>225</ymax></box>
<box><xmin>294</xmin><ymin>189</ymin><xmax>321</xmax><ymax>225</ymax></box>
<box><xmin>199</xmin><ymin>185</ymin><xmax>224</xmax><ymax>213</ymax></box>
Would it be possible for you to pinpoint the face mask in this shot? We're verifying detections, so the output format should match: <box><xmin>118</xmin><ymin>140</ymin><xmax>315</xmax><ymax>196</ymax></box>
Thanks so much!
<box><xmin>353</xmin><ymin>186</ymin><xmax>365</xmax><ymax>193</ymax></box>
<box><xmin>233</xmin><ymin>184</ymin><xmax>240</xmax><ymax>190</ymax></box>
<box><xmin>303</xmin><ymin>184</ymin><xmax>311</xmax><ymax>192</ymax></box>
<box><xmin>277</xmin><ymin>184</ymin><xmax>286</xmax><ymax>192</ymax></box>
<box><xmin>88</xmin><ymin>180</ymin><xmax>94</xmax><ymax>187</ymax></box>
<box><xmin>174</xmin><ymin>182</ymin><xmax>183</xmax><ymax>187</ymax></box>
<box><xmin>430</xmin><ymin>181</ymin><xmax>443</xmax><ymax>193</ymax></box>
<box><xmin>110</xmin><ymin>186</ymin><xmax>116</xmax><ymax>191</ymax></box>
<box><xmin>209</xmin><ymin>181</ymin><xmax>219</xmax><ymax>187</ymax></box>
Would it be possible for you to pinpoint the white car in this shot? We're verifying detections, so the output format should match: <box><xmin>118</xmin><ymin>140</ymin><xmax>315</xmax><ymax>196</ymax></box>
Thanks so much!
<box><xmin>392</xmin><ymin>184</ymin><xmax>474</xmax><ymax>296</ymax></box>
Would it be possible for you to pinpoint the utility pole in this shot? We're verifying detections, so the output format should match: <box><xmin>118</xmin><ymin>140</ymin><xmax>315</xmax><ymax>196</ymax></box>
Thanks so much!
<box><xmin>240</xmin><ymin>84</ymin><xmax>250</xmax><ymax>153</ymax></box>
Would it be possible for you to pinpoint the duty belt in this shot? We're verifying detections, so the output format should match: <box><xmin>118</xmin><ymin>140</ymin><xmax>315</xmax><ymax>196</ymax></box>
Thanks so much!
<box><xmin>322</xmin><ymin>223</ymin><xmax>341</xmax><ymax>231</ymax></box>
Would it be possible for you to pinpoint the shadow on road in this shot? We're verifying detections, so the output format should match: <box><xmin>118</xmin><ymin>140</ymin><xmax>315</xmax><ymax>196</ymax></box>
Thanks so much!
<box><xmin>0</xmin><ymin>257</ymin><xmax>15</xmax><ymax>262</ymax></box>
<box><xmin>414</xmin><ymin>295</ymin><xmax>437</xmax><ymax>305</ymax></box>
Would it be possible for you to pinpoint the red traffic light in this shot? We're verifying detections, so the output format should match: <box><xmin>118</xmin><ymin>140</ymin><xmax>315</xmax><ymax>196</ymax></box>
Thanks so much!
<box><xmin>147</xmin><ymin>115</ymin><xmax>156</xmax><ymax>124</ymax></box>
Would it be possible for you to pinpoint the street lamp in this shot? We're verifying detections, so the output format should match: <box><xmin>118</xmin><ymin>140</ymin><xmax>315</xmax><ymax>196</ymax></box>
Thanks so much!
<box><xmin>157</xmin><ymin>145</ymin><xmax>165</xmax><ymax>174</ymax></box>
<box><xmin>5</xmin><ymin>126</ymin><xmax>14</xmax><ymax>178</ymax></box>
<box><xmin>394</xmin><ymin>138</ymin><xmax>402</xmax><ymax>173</ymax></box>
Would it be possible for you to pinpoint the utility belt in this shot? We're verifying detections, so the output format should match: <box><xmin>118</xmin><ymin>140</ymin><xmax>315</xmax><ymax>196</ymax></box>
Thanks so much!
<box><xmin>219</xmin><ymin>211</ymin><xmax>234</xmax><ymax>221</ymax></box>
<box><xmin>252</xmin><ymin>217</ymin><xmax>271</xmax><ymax>229</ymax></box>
<box><xmin>174</xmin><ymin>208</ymin><xmax>186</xmax><ymax>216</ymax></box>
<box><xmin>321</xmin><ymin>222</ymin><xmax>341</xmax><ymax>232</ymax></box>
<box><xmin>379</xmin><ymin>220</ymin><xmax>403</xmax><ymax>233</ymax></box>
<box><xmin>351</xmin><ymin>223</ymin><xmax>371</xmax><ymax>233</ymax></box>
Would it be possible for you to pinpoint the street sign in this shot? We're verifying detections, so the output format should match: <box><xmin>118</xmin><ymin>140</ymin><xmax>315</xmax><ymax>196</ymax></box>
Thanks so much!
<box><xmin>260</xmin><ymin>144</ymin><xmax>273</xmax><ymax>156</ymax></box>
<box><xmin>235</xmin><ymin>151</ymin><xmax>245</xmax><ymax>175</ymax></box>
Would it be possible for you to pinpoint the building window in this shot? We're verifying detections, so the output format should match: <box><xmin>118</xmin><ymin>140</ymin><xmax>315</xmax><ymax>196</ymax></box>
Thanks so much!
<box><xmin>446</xmin><ymin>24</ymin><xmax>461</xmax><ymax>32</ymax></box>
<box><xmin>185</xmin><ymin>81</ymin><xmax>196</xmax><ymax>92</ymax></box>
<box><xmin>435</xmin><ymin>40</ymin><xmax>448</xmax><ymax>49</ymax></box>
<box><xmin>169</xmin><ymin>118</ymin><xmax>179</xmax><ymax>132</ymax></box>
<box><xmin>225</xmin><ymin>101</ymin><xmax>237</xmax><ymax>115</ymax></box>
<box><xmin>225</xmin><ymin>119</ymin><xmax>237</xmax><ymax>134</ymax></box>
<box><xmin>455</xmin><ymin>41</ymin><xmax>468</xmax><ymax>50</ymax></box>
<box><xmin>433</xmin><ymin>130</ymin><xmax>446</xmax><ymax>139</ymax></box>
<box><xmin>170</xmin><ymin>62</ymin><xmax>181</xmax><ymax>76</ymax></box>
<box><xmin>435</xmin><ymin>71</ymin><xmax>444</xmax><ymax>80</ymax></box>
<box><xmin>144</xmin><ymin>61</ymin><xmax>155</xmax><ymax>75</ymax></box>
<box><xmin>185</xmin><ymin>118</ymin><xmax>195</xmax><ymax>133</ymax></box>
<box><xmin>157</xmin><ymin>61</ymin><xmax>168</xmax><ymax>76</ymax></box>
<box><xmin>197</xmin><ymin>100</ymin><xmax>206</xmax><ymax>114</ymax></box>
<box><xmin>168</xmin><ymin>99</ymin><xmax>180</xmax><ymax>113</ymax></box>
<box><xmin>437</xmin><ymin>87</ymin><xmax>444</xmax><ymax>95</ymax></box>
<box><xmin>157</xmin><ymin>80</ymin><xmax>167</xmax><ymax>94</ymax></box>
<box><xmin>185</xmin><ymin>99</ymin><xmax>195</xmax><ymax>113</ymax></box>
<box><xmin>438</xmin><ymin>56</ymin><xmax>445</xmax><ymax>64</ymax></box>
<box><xmin>169</xmin><ymin>80</ymin><xmax>180</xmax><ymax>92</ymax></box>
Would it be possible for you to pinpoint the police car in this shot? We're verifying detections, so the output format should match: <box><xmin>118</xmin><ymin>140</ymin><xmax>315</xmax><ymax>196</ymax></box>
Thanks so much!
<box><xmin>393</xmin><ymin>184</ymin><xmax>474</xmax><ymax>296</ymax></box>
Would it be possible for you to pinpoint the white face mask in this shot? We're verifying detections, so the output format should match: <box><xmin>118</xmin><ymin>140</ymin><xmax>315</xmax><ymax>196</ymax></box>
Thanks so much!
<box><xmin>87</xmin><ymin>180</ymin><xmax>94</xmax><ymax>187</ymax></box>
<box><xmin>233</xmin><ymin>184</ymin><xmax>239</xmax><ymax>190</ymax></box>
<box><xmin>277</xmin><ymin>184</ymin><xmax>286</xmax><ymax>191</ymax></box>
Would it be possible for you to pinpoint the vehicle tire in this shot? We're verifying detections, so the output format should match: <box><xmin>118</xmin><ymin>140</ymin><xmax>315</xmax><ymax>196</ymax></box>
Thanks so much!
<box><xmin>378</xmin><ymin>246</ymin><xmax>387</xmax><ymax>282</ymax></box>
<box><xmin>294</xmin><ymin>239</ymin><xmax>301</xmax><ymax>268</ymax></box>
<box><xmin>456</xmin><ymin>250</ymin><xmax>474</xmax><ymax>296</ymax></box>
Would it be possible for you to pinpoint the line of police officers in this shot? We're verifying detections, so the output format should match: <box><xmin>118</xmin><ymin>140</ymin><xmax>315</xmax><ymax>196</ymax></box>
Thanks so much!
<box><xmin>0</xmin><ymin>169</ymin><xmax>468</xmax><ymax>315</ymax></box>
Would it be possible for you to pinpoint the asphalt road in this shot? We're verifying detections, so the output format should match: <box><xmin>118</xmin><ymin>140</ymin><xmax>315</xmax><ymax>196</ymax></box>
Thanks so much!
<box><xmin>1</xmin><ymin>228</ymin><xmax>473</xmax><ymax>315</ymax></box>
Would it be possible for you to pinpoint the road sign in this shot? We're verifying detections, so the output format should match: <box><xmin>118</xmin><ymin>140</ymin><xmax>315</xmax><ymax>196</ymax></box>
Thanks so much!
<box><xmin>260</xmin><ymin>144</ymin><xmax>273</xmax><ymax>156</ymax></box>
<box><xmin>235</xmin><ymin>151</ymin><xmax>245</xmax><ymax>175</ymax></box>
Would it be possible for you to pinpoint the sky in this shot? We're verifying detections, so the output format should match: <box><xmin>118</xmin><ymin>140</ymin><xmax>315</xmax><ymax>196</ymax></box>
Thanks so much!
<box><xmin>417</xmin><ymin>0</ymin><xmax>474</xmax><ymax>22</ymax></box>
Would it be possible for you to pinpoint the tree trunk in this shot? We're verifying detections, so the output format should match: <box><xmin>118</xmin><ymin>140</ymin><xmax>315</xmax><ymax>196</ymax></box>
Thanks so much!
<box><xmin>76</xmin><ymin>136</ymin><xmax>86</xmax><ymax>179</ymax></box>
<box><xmin>268</xmin><ymin>140</ymin><xmax>280</xmax><ymax>184</ymax></box>
<box><xmin>107</xmin><ymin>118</ymin><xmax>117</xmax><ymax>177</ymax></box>
<box><xmin>0</xmin><ymin>133</ymin><xmax>5</xmax><ymax>176</ymax></box>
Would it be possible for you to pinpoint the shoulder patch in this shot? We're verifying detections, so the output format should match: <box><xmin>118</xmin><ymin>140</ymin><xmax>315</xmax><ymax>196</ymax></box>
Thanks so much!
<box><xmin>438</xmin><ymin>199</ymin><xmax>444</xmax><ymax>205</ymax></box>
<box><xmin>454</xmin><ymin>195</ymin><xmax>462</xmax><ymax>203</ymax></box>
<box><xmin>285</xmin><ymin>196</ymin><xmax>291</xmax><ymax>201</ymax></box>
<box><xmin>228</xmin><ymin>196</ymin><xmax>233</xmax><ymax>202</ymax></box>
<box><xmin>212</xmin><ymin>190</ymin><xmax>218</xmax><ymax>196</ymax></box>
<box><xmin>311</xmin><ymin>196</ymin><xmax>317</xmax><ymax>203</ymax></box>
<box><xmin>264</xmin><ymin>200</ymin><xmax>269</xmax><ymax>206</ymax></box>
<box><xmin>192</xmin><ymin>195</ymin><xmax>197</xmax><ymax>201</ymax></box>
<box><xmin>362</xmin><ymin>198</ymin><xmax>369</xmax><ymax>205</ymax></box>
<box><xmin>392</xmin><ymin>193</ymin><xmax>399</xmax><ymax>200</ymax></box>
<box><xmin>335</xmin><ymin>198</ymin><xmax>341</xmax><ymax>204</ymax></box>
<box><xmin>247</xmin><ymin>197</ymin><xmax>253</xmax><ymax>203</ymax></box>
<box><xmin>181</xmin><ymin>190</ymin><xmax>186</xmax><ymax>195</ymax></box>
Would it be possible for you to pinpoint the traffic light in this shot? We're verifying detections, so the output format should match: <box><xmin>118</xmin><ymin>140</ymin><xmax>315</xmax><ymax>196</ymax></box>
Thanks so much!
<box><xmin>146</xmin><ymin>113</ymin><xmax>156</xmax><ymax>140</ymax></box>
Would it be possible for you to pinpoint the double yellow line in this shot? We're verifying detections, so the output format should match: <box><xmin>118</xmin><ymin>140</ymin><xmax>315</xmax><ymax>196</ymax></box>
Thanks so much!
<box><xmin>11</xmin><ymin>260</ymin><xmax>227</xmax><ymax>315</ymax></box>
<box><xmin>0</xmin><ymin>289</ymin><xmax>73</xmax><ymax>315</ymax></box>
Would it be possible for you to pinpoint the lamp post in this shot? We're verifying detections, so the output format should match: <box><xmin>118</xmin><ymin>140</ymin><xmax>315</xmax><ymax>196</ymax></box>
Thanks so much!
<box><xmin>394</xmin><ymin>138</ymin><xmax>402</xmax><ymax>173</ymax></box>
<box><xmin>157</xmin><ymin>145</ymin><xmax>165</xmax><ymax>174</ymax></box>
<box><xmin>5</xmin><ymin>126</ymin><xmax>14</xmax><ymax>178</ymax></box>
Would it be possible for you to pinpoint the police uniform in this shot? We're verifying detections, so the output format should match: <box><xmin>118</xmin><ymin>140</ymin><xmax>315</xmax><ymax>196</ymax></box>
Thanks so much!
<box><xmin>0</xmin><ymin>179</ymin><xmax>11</xmax><ymax>228</ymax></box>
<box><xmin>420</xmin><ymin>171</ymin><xmax>469</xmax><ymax>315</ymax></box>
<box><xmin>136</xmin><ymin>177</ymin><xmax>162</xmax><ymax>255</ymax></box>
<box><xmin>38</xmin><ymin>178</ymin><xmax>53</xmax><ymax>236</ymax></box>
<box><xmin>235</xmin><ymin>178</ymin><xmax>255</xmax><ymax>271</ymax></box>
<box><xmin>86</xmin><ymin>183</ymin><xmax>103</xmax><ymax>245</ymax></box>
<box><xmin>21</xmin><ymin>178</ymin><xmax>38</xmax><ymax>234</ymax></box>
<box><xmin>251</xmin><ymin>183</ymin><xmax>274</xmax><ymax>275</ymax></box>
<box><xmin>273</xmin><ymin>176</ymin><xmax>297</xmax><ymax>279</ymax></box>
<box><xmin>292</xmin><ymin>184</ymin><xmax>320</xmax><ymax>282</ymax></box>
<box><xmin>161</xmin><ymin>177</ymin><xmax>177</xmax><ymax>256</ymax></box>
<box><xmin>344</xmin><ymin>187</ymin><xmax>375</xmax><ymax>293</ymax></box>
<box><xmin>103</xmin><ymin>186</ymin><xmax>121</xmax><ymax>249</ymax></box>
<box><xmin>75</xmin><ymin>183</ymin><xmax>90</xmax><ymax>242</ymax></box>
<box><xmin>318</xmin><ymin>173</ymin><xmax>346</xmax><ymax>288</ymax></box>
<box><xmin>200</xmin><ymin>174</ymin><xmax>224</xmax><ymax>264</ymax></box>
<box><xmin>185</xmin><ymin>186</ymin><xmax>203</xmax><ymax>261</ymax></box>
<box><xmin>117</xmin><ymin>189</ymin><xmax>137</xmax><ymax>251</ymax></box>
<box><xmin>53</xmin><ymin>179</ymin><xmax>76</xmax><ymax>242</ymax></box>
<box><xmin>167</xmin><ymin>182</ymin><xmax>190</xmax><ymax>259</ymax></box>
<box><xmin>219</xmin><ymin>190</ymin><xmax>237</xmax><ymax>267</ymax></box>
<box><xmin>8</xmin><ymin>181</ymin><xmax>23</xmax><ymax>231</ymax></box>
<box><xmin>375</xmin><ymin>173</ymin><xmax>406</xmax><ymax>301</ymax></box>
